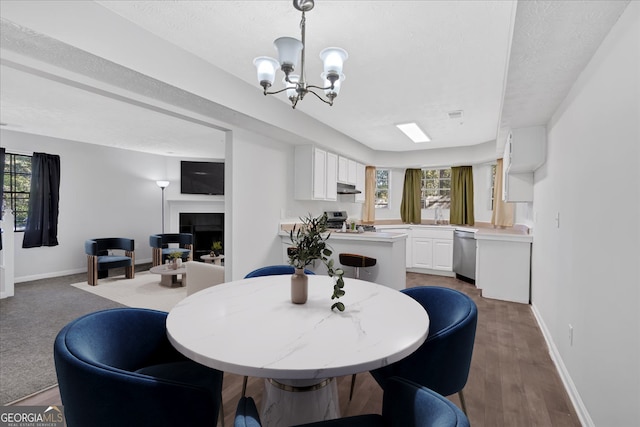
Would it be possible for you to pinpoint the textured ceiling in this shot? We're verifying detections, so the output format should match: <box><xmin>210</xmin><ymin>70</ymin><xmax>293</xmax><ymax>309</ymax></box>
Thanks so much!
<box><xmin>501</xmin><ymin>0</ymin><xmax>631</xmax><ymax>131</ymax></box>
<box><xmin>0</xmin><ymin>1</ymin><xmax>631</xmax><ymax>158</ymax></box>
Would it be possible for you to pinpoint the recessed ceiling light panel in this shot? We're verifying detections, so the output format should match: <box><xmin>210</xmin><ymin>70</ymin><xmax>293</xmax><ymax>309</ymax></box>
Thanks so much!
<box><xmin>396</xmin><ymin>122</ymin><xmax>431</xmax><ymax>143</ymax></box>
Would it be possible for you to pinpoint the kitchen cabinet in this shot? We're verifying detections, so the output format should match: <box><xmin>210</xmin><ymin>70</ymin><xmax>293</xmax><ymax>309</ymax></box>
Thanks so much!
<box><xmin>503</xmin><ymin>170</ymin><xmax>534</xmax><ymax>202</ymax></box>
<box><xmin>347</xmin><ymin>159</ymin><xmax>357</xmax><ymax>185</ymax></box>
<box><xmin>338</xmin><ymin>156</ymin><xmax>359</xmax><ymax>186</ymax></box>
<box><xmin>294</xmin><ymin>145</ymin><xmax>337</xmax><ymax>201</ymax></box>
<box><xmin>502</xmin><ymin>126</ymin><xmax>546</xmax><ymax>203</ymax></box>
<box><xmin>312</xmin><ymin>148</ymin><xmax>327</xmax><ymax>199</ymax></box>
<box><xmin>505</xmin><ymin>126</ymin><xmax>546</xmax><ymax>172</ymax></box>
<box><xmin>475</xmin><ymin>234</ymin><xmax>532</xmax><ymax>303</ymax></box>
<box><xmin>433</xmin><ymin>239</ymin><xmax>453</xmax><ymax>270</ymax></box>
<box><xmin>326</xmin><ymin>152</ymin><xmax>338</xmax><ymax>201</ymax></box>
<box><xmin>412</xmin><ymin>238</ymin><xmax>434</xmax><ymax>269</ymax></box>
<box><xmin>410</xmin><ymin>227</ymin><xmax>454</xmax><ymax>273</ymax></box>
<box><xmin>376</xmin><ymin>226</ymin><xmax>412</xmax><ymax>268</ymax></box>
<box><xmin>338</xmin><ymin>156</ymin><xmax>348</xmax><ymax>183</ymax></box>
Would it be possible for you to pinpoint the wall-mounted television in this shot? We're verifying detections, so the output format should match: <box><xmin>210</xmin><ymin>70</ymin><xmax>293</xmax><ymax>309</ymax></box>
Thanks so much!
<box><xmin>180</xmin><ymin>161</ymin><xmax>224</xmax><ymax>195</ymax></box>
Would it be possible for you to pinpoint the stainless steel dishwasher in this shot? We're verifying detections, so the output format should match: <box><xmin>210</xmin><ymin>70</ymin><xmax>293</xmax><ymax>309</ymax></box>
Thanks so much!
<box><xmin>453</xmin><ymin>230</ymin><xmax>476</xmax><ymax>283</ymax></box>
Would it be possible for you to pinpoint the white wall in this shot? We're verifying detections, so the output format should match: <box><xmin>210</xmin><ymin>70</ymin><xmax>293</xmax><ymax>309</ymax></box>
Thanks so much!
<box><xmin>1</xmin><ymin>129</ymin><xmax>224</xmax><ymax>282</ymax></box>
<box><xmin>531</xmin><ymin>3</ymin><xmax>639</xmax><ymax>425</ymax></box>
<box><xmin>226</xmin><ymin>128</ymin><xmax>292</xmax><ymax>280</ymax></box>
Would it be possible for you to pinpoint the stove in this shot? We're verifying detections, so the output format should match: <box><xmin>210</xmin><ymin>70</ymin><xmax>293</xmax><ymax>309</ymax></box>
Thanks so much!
<box><xmin>324</xmin><ymin>211</ymin><xmax>348</xmax><ymax>229</ymax></box>
<box><xmin>323</xmin><ymin>211</ymin><xmax>377</xmax><ymax>232</ymax></box>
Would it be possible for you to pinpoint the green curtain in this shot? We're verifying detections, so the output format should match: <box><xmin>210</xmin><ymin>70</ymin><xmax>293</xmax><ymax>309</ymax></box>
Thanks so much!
<box><xmin>400</xmin><ymin>169</ymin><xmax>422</xmax><ymax>224</ymax></box>
<box><xmin>450</xmin><ymin>166</ymin><xmax>475</xmax><ymax>225</ymax></box>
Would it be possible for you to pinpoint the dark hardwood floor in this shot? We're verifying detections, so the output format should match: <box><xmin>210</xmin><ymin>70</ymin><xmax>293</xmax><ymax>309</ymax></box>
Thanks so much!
<box><xmin>12</xmin><ymin>273</ymin><xmax>581</xmax><ymax>426</ymax></box>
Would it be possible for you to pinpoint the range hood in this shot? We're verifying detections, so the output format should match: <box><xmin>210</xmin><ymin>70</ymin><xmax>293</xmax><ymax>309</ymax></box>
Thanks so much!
<box><xmin>337</xmin><ymin>183</ymin><xmax>361</xmax><ymax>194</ymax></box>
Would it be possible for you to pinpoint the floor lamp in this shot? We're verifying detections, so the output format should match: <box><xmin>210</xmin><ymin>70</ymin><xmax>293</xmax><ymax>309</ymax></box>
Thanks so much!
<box><xmin>156</xmin><ymin>180</ymin><xmax>170</xmax><ymax>234</ymax></box>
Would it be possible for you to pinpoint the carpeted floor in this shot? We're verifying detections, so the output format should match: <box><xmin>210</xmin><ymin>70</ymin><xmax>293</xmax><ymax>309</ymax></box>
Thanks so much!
<box><xmin>0</xmin><ymin>264</ymin><xmax>184</xmax><ymax>405</ymax></box>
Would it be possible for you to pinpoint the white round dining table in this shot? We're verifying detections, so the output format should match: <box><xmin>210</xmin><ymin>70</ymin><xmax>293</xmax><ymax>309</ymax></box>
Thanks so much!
<box><xmin>166</xmin><ymin>274</ymin><xmax>429</xmax><ymax>426</ymax></box>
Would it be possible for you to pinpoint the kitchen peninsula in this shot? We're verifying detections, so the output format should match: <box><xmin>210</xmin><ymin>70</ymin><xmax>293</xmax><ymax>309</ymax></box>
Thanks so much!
<box><xmin>279</xmin><ymin>228</ymin><xmax>408</xmax><ymax>290</ymax></box>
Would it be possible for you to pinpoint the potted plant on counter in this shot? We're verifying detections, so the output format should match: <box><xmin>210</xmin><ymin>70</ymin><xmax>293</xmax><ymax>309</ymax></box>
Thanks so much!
<box><xmin>288</xmin><ymin>213</ymin><xmax>346</xmax><ymax>311</ymax></box>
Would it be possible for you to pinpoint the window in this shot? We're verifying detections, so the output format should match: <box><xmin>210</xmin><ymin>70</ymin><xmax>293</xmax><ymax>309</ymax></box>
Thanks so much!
<box><xmin>2</xmin><ymin>153</ymin><xmax>31</xmax><ymax>231</ymax></box>
<box><xmin>421</xmin><ymin>168</ymin><xmax>451</xmax><ymax>209</ymax></box>
<box><xmin>375</xmin><ymin>169</ymin><xmax>390</xmax><ymax>209</ymax></box>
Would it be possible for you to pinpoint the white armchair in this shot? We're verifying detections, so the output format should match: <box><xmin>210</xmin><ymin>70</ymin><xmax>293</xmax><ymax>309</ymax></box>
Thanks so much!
<box><xmin>184</xmin><ymin>261</ymin><xmax>225</xmax><ymax>296</ymax></box>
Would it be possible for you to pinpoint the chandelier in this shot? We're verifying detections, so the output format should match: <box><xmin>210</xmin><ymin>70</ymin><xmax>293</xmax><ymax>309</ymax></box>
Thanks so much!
<box><xmin>253</xmin><ymin>0</ymin><xmax>348</xmax><ymax>109</ymax></box>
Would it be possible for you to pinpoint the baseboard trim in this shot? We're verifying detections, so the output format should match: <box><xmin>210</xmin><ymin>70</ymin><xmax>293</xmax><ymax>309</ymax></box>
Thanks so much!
<box><xmin>7</xmin><ymin>383</ymin><xmax>59</xmax><ymax>406</ymax></box>
<box><xmin>406</xmin><ymin>268</ymin><xmax>455</xmax><ymax>277</ymax></box>
<box><xmin>14</xmin><ymin>258</ymin><xmax>153</xmax><ymax>283</ymax></box>
<box><xmin>530</xmin><ymin>303</ymin><xmax>593</xmax><ymax>427</ymax></box>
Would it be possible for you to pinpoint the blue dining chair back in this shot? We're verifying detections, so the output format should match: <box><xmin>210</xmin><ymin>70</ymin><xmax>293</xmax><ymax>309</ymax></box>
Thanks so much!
<box><xmin>244</xmin><ymin>264</ymin><xmax>315</xmax><ymax>278</ymax></box>
<box><xmin>370</xmin><ymin>286</ymin><xmax>478</xmax><ymax>414</ymax></box>
<box><xmin>234</xmin><ymin>376</ymin><xmax>469</xmax><ymax>427</ymax></box>
<box><xmin>54</xmin><ymin>308</ymin><xmax>224</xmax><ymax>427</ymax></box>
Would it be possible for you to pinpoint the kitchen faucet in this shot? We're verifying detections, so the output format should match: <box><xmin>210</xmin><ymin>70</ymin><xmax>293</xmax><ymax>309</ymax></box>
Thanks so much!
<box><xmin>434</xmin><ymin>206</ymin><xmax>444</xmax><ymax>225</ymax></box>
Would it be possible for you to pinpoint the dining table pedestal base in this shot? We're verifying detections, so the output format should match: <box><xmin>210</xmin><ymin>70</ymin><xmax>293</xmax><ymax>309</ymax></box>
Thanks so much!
<box><xmin>261</xmin><ymin>377</ymin><xmax>339</xmax><ymax>427</ymax></box>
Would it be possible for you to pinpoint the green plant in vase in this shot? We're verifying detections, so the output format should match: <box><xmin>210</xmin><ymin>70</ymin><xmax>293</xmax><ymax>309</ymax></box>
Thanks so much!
<box><xmin>288</xmin><ymin>213</ymin><xmax>346</xmax><ymax>311</ymax></box>
<box><xmin>211</xmin><ymin>241</ymin><xmax>223</xmax><ymax>256</ymax></box>
<box><xmin>167</xmin><ymin>251</ymin><xmax>183</xmax><ymax>269</ymax></box>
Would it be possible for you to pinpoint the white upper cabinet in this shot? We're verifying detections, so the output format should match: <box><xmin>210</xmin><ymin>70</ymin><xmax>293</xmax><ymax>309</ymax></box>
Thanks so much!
<box><xmin>505</xmin><ymin>126</ymin><xmax>546</xmax><ymax>173</ymax></box>
<box><xmin>294</xmin><ymin>145</ymin><xmax>337</xmax><ymax>201</ymax></box>
<box><xmin>326</xmin><ymin>152</ymin><xmax>338</xmax><ymax>201</ymax></box>
<box><xmin>338</xmin><ymin>156</ymin><xmax>359</xmax><ymax>185</ymax></box>
<box><xmin>338</xmin><ymin>156</ymin><xmax>349</xmax><ymax>183</ymax></box>
<box><xmin>347</xmin><ymin>159</ymin><xmax>358</xmax><ymax>185</ymax></box>
<box><xmin>503</xmin><ymin>126</ymin><xmax>546</xmax><ymax>202</ymax></box>
<box><xmin>313</xmin><ymin>148</ymin><xmax>327</xmax><ymax>199</ymax></box>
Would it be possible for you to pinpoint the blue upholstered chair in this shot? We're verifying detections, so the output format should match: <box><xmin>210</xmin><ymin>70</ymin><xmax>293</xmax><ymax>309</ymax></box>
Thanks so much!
<box><xmin>149</xmin><ymin>233</ymin><xmax>193</xmax><ymax>266</ymax></box>
<box><xmin>54</xmin><ymin>308</ymin><xmax>224</xmax><ymax>427</ymax></box>
<box><xmin>370</xmin><ymin>286</ymin><xmax>478</xmax><ymax>415</ymax></box>
<box><xmin>244</xmin><ymin>265</ymin><xmax>315</xmax><ymax>278</ymax></box>
<box><xmin>234</xmin><ymin>376</ymin><xmax>470</xmax><ymax>427</ymax></box>
<box><xmin>84</xmin><ymin>238</ymin><xmax>135</xmax><ymax>286</ymax></box>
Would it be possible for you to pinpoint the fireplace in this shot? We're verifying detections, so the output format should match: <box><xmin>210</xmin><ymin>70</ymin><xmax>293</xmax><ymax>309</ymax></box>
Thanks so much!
<box><xmin>179</xmin><ymin>213</ymin><xmax>224</xmax><ymax>260</ymax></box>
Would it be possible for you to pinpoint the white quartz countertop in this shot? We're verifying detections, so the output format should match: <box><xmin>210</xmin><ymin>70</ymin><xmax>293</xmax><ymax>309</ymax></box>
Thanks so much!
<box><xmin>279</xmin><ymin>229</ymin><xmax>408</xmax><ymax>242</ymax></box>
<box><xmin>166</xmin><ymin>275</ymin><xmax>429</xmax><ymax>379</ymax></box>
<box><xmin>376</xmin><ymin>222</ymin><xmax>533</xmax><ymax>243</ymax></box>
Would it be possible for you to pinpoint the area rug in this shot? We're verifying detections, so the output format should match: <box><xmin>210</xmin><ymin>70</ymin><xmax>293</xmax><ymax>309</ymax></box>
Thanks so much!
<box><xmin>70</xmin><ymin>271</ymin><xmax>187</xmax><ymax>312</ymax></box>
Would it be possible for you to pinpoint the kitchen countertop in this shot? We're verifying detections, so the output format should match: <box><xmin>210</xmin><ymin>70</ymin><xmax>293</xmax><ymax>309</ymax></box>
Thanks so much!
<box><xmin>366</xmin><ymin>221</ymin><xmax>532</xmax><ymax>242</ymax></box>
<box><xmin>279</xmin><ymin>228</ymin><xmax>407</xmax><ymax>243</ymax></box>
<box><xmin>280</xmin><ymin>220</ymin><xmax>531</xmax><ymax>243</ymax></box>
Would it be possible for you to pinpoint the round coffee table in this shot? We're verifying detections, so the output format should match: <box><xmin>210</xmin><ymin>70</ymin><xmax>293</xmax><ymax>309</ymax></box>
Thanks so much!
<box><xmin>149</xmin><ymin>265</ymin><xmax>187</xmax><ymax>287</ymax></box>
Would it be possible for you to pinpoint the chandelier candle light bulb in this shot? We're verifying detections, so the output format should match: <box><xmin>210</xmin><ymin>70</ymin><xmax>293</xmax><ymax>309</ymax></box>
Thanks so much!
<box><xmin>253</xmin><ymin>0</ymin><xmax>348</xmax><ymax>108</ymax></box>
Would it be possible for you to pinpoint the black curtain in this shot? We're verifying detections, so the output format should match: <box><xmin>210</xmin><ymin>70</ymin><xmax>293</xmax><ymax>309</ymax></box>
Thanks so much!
<box><xmin>22</xmin><ymin>152</ymin><xmax>61</xmax><ymax>248</ymax></box>
<box><xmin>0</xmin><ymin>147</ymin><xmax>5</xmax><ymax>250</ymax></box>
